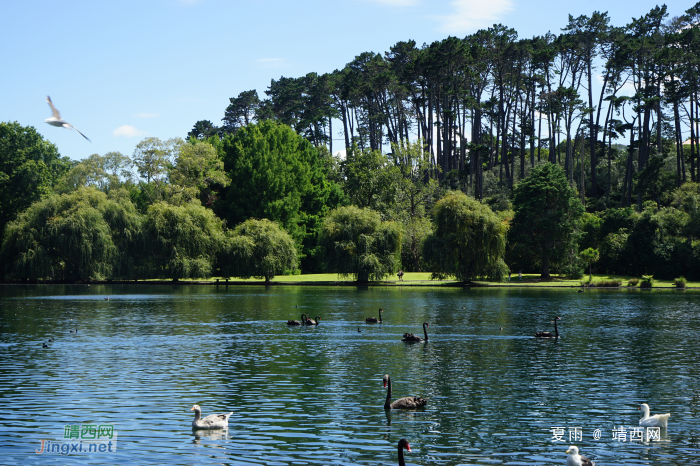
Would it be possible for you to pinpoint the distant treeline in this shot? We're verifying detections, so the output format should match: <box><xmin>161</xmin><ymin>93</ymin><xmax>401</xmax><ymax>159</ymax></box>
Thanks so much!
<box><xmin>3</xmin><ymin>4</ymin><xmax>700</xmax><ymax>282</ymax></box>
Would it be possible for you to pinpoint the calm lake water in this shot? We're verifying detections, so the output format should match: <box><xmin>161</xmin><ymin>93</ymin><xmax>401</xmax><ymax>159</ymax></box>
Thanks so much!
<box><xmin>0</xmin><ymin>284</ymin><xmax>699</xmax><ymax>465</ymax></box>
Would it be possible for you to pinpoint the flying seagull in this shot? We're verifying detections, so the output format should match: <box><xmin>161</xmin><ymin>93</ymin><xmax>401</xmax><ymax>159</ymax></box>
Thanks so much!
<box><xmin>45</xmin><ymin>96</ymin><xmax>90</xmax><ymax>141</ymax></box>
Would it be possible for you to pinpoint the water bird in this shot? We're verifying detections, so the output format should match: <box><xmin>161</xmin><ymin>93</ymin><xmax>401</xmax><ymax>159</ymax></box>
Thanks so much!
<box><xmin>190</xmin><ymin>404</ymin><xmax>232</xmax><ymax>430</ymax></box>
<box><xmin>383</xmin><ymin>374</ymin><xmax>427</xmax><ymax>409</ymax></box>
<box><xmin>45</xmin><ymin>96</ymin><xmax>90</xmax><ymax>141</ymax></box>
<box><xmin>397</xmin><ymin>438</ymin><xmax>412</xmax><ymax>466</ymax></box>
<box><xmin>639</xmin><ymin>403</ymin><xmax>670</xmax><ymax>428</ymax></box>
<box><xmin>535</xmin><ymin>317</ymin><xmax>561</xmax><ymax>338</ymax></box>
<box><xmin>287</xmin><ymin>314</ymin><xmax>307</xmax><ymax>326</ymax></box>
<box><xmin>48</xmin><ymin>338</ymin><xmax>54</xmax><ymax>342</ymax></box>
<box><xmin>357</xmin><ymin>327</ymin><xmax>361</xmax><ymax>333</ymax></box>
<box><xmin>42</xmin><ymin>342</ymin><xmax>49</xmax><ymax>348</ymax></box>
<box><xmin>305</xmin><ymin>315</ymin><xmax>321</xmax><ymax>325</ymax></box>
<box><xmin>104</xmin><ymin>297</ymin><xmax>109</xmax><ymax>301</ymax></box>
<box><xmin>70</xmin><ymin>329</ymin><xmax>77</xmax><ymax>333</ymax></box>
<box><xmin>566</xmin><ymin>445</ymin><xmax>595</xmax><ymax>466</ymax></box>
<box><xmin>402</xmin><ymin>322</ymin><xmax>429</xmax><ymax>342</ymax></box>
<box><xmin>365</xmin><ymin>308</ymin><xmax>383</xmax><ymax>323</ymax></box>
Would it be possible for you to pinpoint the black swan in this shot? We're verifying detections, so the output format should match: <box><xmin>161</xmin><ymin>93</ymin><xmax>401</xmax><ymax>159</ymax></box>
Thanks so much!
<box><xmin>190</xmin><ymin>404</ymin><xmax>232</xmax><ymax>429</ymax></box>
<box><xmin>48</xmin><ymin>338</ymin><xmax>54</xmax><ymax>342</ymax></box>
<box><xmin>397</xmin><ymin>438</ymin><xmax>412</xmax><ymax>466</ymax></box>
<box><xmin>366</xmin><ymin>308</ymin><xmax>383</xmax><ymax>323</ymax></box>
<box><xmin>305</xmin><ymin>315</ymin><xmax>321</xmax><ymax>325</ymax></box>
<box><xmin>402</xmin><ymin>322</ymin><xmax>429</xmax><ymax>342</ymax></box>
<box><xmin>287</xmin><ymin>314</ymin><xmax>307</xmax><ymax>326</ymax></box>
<box><xmin>383</xmin><ymin>374</ymin><xmax>427</xmax><ymax>409</ymax></box>
<box><xmin>535</xmin><ymin>316</ymin><xmax>561</xmax><ymax>338</ymax></box>
<box><xmin>42</xmin><ymin>342</ymin><xmax>49</xmax><ymax>348</ymax></box>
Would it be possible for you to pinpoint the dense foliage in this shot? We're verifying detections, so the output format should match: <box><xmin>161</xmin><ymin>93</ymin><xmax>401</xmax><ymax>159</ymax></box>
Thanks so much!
<box><xmin>319</xmin><ymin>206</ymin><xmax>401</xmax><ymax>282</ymax></box>
<box><xmin>220</xmin><ymin>218</ymin><xmax>298</xmax><ymax>282</ymax></box>
<box><xmin>509</xmin><ymin>163</ymin><xmax>584</xmax><ymax>278</ymax></box>
<box><xmin>423</xmin><ymin>191</ymin><xmax>508</xmax><ymax>281</ymax></box>
<box><xmin>216</xmin><ymin>120</ymin><xmax>344</xmax><ymax>271</ymax></box>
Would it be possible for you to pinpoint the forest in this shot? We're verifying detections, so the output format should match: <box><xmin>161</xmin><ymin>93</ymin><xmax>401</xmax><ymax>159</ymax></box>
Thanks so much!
<box><xmin>2</xmin><ymin>3</ymin><xmax>700</xmax><ymax>283</ymax></box>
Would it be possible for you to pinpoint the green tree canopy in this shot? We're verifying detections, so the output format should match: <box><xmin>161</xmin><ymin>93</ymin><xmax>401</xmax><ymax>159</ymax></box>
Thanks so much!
<box><xmin>319</xmin><ymin>205</ymin><xmax>401</xmax><ymax>282</ymax></box>
<box><xmin>167</xmin><ymin>139</ymin><xmax>230</xmax><ymax>206</ymax></box>
<box><xmin>216</xmin><ymin>120</ymin><xmax>343</xmax><ymax>271</ymax></box>
<box><xmin>221</xmin><ymin>218</ymin><xmax>298</xmax><ymax>282</ymax></box>
<box><xmin>1</xmin><ymin>187</ymin><xmax>141</xmax><ymax>281</ymax></box>
<box><xmin>422</xmin><ymin>191</ymin><xmax>509</xmax><ymax>282</ymax></box>
<box><xmin>143</xmin><ymin>201</ymin><xmax>225</xmax><ymax>280</ymax></box>
<box><xmin>0</xmin><ymin>121</ymin><xmax>72</xmax><ymax>239</ymax></box>
<box><xmin>509</xmin><ymin>163</ymin><xmax>585</xmax><ymax>278</ymax></box>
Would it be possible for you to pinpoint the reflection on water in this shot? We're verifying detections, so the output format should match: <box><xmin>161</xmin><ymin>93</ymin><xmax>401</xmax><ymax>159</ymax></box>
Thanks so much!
<box><xmin>0</xmin><ymin>284</ymin><xmax>699</xmax><ymax>464</ymax></box>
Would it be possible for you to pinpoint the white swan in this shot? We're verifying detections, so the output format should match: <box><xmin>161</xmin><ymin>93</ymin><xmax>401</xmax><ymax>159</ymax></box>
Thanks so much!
<box><xmin>566</xmin><ymin>446</ymin><xmax>595</xmax><ymax>466</ymax></box>
<box><xmin>639</xmin><ymin>403</ymin><xmax>670</xmax><ymax>428</ymax></box>
<box><xmin>190</xmin><ymin>404</ymin><xmax>232</xmax><ymax>429</ymax></box>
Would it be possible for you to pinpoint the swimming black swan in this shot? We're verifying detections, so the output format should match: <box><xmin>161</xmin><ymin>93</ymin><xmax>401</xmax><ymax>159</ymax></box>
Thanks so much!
<box><xmin>305</xmin><ymin>315</ymin><xmax>321</xmax><ymax>325</ymax></box>
<box><xmin>397</xmin><ymin>438</ymin><xmax>412</xmax><ymax>466</ymax></box>
<box><xmin>402</xmin><ymin>322</ymin><xmax>429</xmax><ymax>342</ymax></box>
<box><xmin>383</xmin><ymin>374</ymin><xmax>427</xmax><ymax>409</ymax></box>
<box><xmin>287</xmin><ymin>314</ymin><xmax>307</xmax><ymax>326</ymax></box>
<box><xmin>535</xmin><ymin>317</ymin><xmax>561</xmax><ymax>338</ymax></box>
<box><xmin>42</xmin><ymin>342</ymin><xmax>49</xmax><ymax>348</ymax></box>
<box><xmin>366</xmin><ymin>308</ymin><xmax>383</xmax><ymax>323</ymax></box>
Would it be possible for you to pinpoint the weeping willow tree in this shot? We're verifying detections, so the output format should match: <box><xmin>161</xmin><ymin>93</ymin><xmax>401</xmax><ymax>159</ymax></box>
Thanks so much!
<box><xmin>422</xmin><ymin>191</ymin><xmax>509</xmax><ymax>282</ymax></box>
<box><xmin>319</xmin><ymin>205</ymin><xmax>401</xmax><ymax>282</ymax></box>
<box><xmin>143</xmin><ymin>200</ymin><xmax>225</xmax><ymax>279</ymax></box>
<box><xmin>220</xmin><ymin>218</ymin><xmax>298</xmax><ymax>282</ymax></box>
<box><xmin>1</xmin><ymin>187</ymin><xmax>141</xmax><ymax>280</ymax></box>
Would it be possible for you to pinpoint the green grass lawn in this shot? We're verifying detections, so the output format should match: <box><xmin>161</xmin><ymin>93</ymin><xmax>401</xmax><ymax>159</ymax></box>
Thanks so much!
<box><xmin>166</xmin><ymin>272</ymin><xmax>698</xmax><ymax>288</ymax></box>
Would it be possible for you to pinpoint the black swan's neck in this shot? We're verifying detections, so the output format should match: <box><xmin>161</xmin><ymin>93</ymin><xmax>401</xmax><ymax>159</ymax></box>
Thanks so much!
<box><xmin>398</xmin><ymin>442</ymin><xmax>405</xmax><ymax>466</ymax></box>
<box><xmin>384</xmin><ymin>377</ymin><xmax>392</xmax><ymax>409</ymax></box>
<box><xmin>423</xmin><ymin>323</ymin><xmax>429</xmax><ymax>341</ymax></box>
<box><xmin>379</xmin><ymin>309</ymin><xmax>383</xmax><ymax>323</ymax></box>
<box><xmin>554</xmin><ymin>319</ymin><xmax>558</xmax><ymax>338</ymax></box>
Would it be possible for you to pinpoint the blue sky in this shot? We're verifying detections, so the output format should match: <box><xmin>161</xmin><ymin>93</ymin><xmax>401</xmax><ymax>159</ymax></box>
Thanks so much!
<box><xmin>0</xmin><ymin>0</ymin><xmax>689</xmax><ymax>162</ymax></box>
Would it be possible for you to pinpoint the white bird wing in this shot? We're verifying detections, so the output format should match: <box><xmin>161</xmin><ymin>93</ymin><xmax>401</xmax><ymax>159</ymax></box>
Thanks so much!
<box><xmin>64</xmin><ymin>123</ymin><xmax>91</xmax><ymax>142</ymax></box>
<box><xmin>46</xmin><ymin>96</ymin><xmax>61</xmax><ymax>119</ymax></box>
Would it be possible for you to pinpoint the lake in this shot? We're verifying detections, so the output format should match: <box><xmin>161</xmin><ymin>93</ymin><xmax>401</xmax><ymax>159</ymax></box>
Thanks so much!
<box><xmin>0</xmin><ymin>284</ymin><xmax>699</xmax><ymax>465</ymax></box>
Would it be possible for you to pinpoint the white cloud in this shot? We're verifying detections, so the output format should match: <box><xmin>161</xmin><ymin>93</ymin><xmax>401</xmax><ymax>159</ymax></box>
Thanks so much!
<box><xmin>435</xmin><ymin>0</ymin><xmax>514</xmax><ymax>35</ymax></box>
<box><xmin>134</xmin><ymin>113</ymin><xmax>160</xmax><ymax>118</ymax></box>
<box><xmin>255</xmin><ymin>58</ymin><xmax>287</xmax><ymax>69</ymax></box>
<box><xmin>113</xmin><ymin>125</ymin><xmax>147</xmax><ymax>138</ymax></box>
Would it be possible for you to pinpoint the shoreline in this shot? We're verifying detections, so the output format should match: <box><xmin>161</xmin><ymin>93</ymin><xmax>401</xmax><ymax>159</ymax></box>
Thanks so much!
<box><xmin>0</xmin><ymin>278</ymin><xmax>696</xmax><ymax>289</ymax></box>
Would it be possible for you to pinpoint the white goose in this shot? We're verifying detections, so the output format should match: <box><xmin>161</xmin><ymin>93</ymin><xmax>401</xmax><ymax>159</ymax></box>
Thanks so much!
<box><xmin>190</xmin><ymin>404</ymin><xmax>232</xmax><ymax>429</ymax></box>
<box><xmin>565</xmin><ymin>445</ymin><xmax>595</xmax><ymax>466</ymax></box>
<box><xmin>639</xmin><ymin>403</ymin><xmax>670</xmax><ymax>428</ymax></box>
<box><xmin>45</xmin><ymin>96</ymin><xmax>90</xmax><ymax>141</ymax></box>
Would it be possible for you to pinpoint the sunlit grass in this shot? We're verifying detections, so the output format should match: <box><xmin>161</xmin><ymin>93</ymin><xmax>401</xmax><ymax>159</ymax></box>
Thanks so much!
<box><xmin>162</xmin><ymin>272</ymin><xmax>699</xmax><ymax>288</ymax></box>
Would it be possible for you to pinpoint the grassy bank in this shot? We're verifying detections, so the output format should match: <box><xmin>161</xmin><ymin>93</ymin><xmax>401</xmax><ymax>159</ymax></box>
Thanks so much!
<box><xmin>135</xmin><ymin>272</ymin><xmax>698</xmax><ymax>288</ymax></box>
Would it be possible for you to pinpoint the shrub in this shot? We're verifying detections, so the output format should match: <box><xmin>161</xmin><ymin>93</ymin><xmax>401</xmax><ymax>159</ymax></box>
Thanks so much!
<box><xmin>627</xmin><ymin>278</ymin><xmax>640</xmax><ymax>286</ymax></box>
<box><xmin>674</xmin><ymin>276</ymin><xmax>687</xmax><ymax>288</ymax></box>
<box><xmin>595</xmin><ymin>279</ymin><xmax>622</xmax><ymax>287</ymax></box>
<box><xmin>640</xmin><ymin>274</ymin><xmax>654</xmax><ymax>288</ymax></box>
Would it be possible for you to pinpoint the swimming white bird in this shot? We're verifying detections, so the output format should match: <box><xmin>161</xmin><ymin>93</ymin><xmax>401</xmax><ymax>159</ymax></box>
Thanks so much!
<box><xmin>190</xmin><ymin>404</ymin><xmax>232</xmax><ymax>429</ymax></box>
<box><xmin>639</xmin><ymin>403</ymin><xmax>670</xmax><ymax>428</ymax></box>
<box><xmin>566</xmin><ymin>445</ymin><xmax>595</xmax><ymax>466</ymax></box>
<box><xmin>44</xmin><ymin>96</ymin><xmax>90</xmax><ymax>141</ymax></box>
